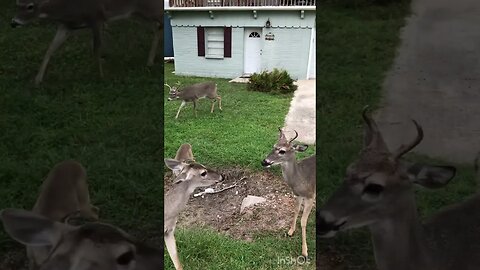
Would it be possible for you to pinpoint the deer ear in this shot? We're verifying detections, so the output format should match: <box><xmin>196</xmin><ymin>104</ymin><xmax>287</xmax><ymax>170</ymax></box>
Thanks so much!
<box><xmin>164</xmin><ymin>159</ymin><xmax>185</xmax><ymax>172</ymax></box>
<box><xmin>293</xmin><ymin>144</ymin><xmax>308</xmax><ymax>152</ymax></box>
<box><xmin>405</xmin><ymin>163</ymin><xmax>456</xmax><ymax>189</ymax></box>
<box><xmin>1</xmin><ymin>208</ymin><xmax>69</xmax><ymax>247</ymax></box>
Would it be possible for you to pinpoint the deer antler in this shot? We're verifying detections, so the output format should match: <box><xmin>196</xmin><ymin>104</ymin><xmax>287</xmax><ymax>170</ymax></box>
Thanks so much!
<box><xmin>164</xmin><ymin>83</ymin><xmax>172</xmax><ymax>91</ymax></box>
<box><xmin>392</xmin><ymin>119</ymin><xmax>424</xmax><ymax>160</ymax></box>
<box><xmin>362</xmin><ymin>105</ymin><xmax>388</xmax><ymax>151</ymax></box>
<box><xmin>289</xmin><ymin>130</ymin><xmax>299</xmax><ymax>143</ymax></box>
<box><xmin>278</xmin><ymin>127</ymin><xmax>287</xmax><ymax>143</ymax></box>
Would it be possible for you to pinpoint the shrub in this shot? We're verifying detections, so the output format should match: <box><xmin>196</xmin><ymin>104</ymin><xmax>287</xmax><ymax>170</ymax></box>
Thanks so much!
<box><xmin>247</xmin><ymin>69</ymin><xmax>298</xmax><ymax>94</ymax></box>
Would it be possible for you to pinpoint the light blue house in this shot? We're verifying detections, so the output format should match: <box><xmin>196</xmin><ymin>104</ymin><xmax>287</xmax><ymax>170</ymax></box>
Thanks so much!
<box><xmin>165</xmin><ymin>1</ymin><xmax>316</xmax><ymax>80</ymax></box>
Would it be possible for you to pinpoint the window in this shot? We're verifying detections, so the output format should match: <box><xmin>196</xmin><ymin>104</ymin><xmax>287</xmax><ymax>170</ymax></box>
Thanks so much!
<box><xmin>197</xmin><ymin>27</ymin><xmax>232</xmax><ymax>58</ymax></box>
<box><xmin>206</xmin><ymin>28</ymin><xmax>224</xmax><ymax>58</ymax></box>
<box><xmin>249</xmin><ymin>32</ymin><xmax>261</xmax><ymax>38</ymax></box>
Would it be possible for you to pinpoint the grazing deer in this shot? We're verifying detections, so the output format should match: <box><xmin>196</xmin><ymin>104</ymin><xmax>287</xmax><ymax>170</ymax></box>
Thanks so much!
<box><xmin>316</xmin><ymin>106</ymin><xmax>480</xmax><ymax>270</ymax></box>
<box><xmin>165</xmin><ymin>81</ymin><xmax>222</xmax><ymax>119</ymax></box>
<box><xmin>261</xmin><ymin>128</ymin><xmax>316</xmax><ymax>257</ymax></box>
<box><xmin>28</xmin><ymin>160</ymin><xmax>99</xmax><ymax>270</ymax></box>
<box><xmin>164</xmin><ymin>144</ymin><xmax>224</xmax><ymax>270</ymax></box>
<box><xmin>10</xmin><ymin>0</ymin><xmax>162</xmax><ymax>85</ymax></box>
<box><xmin>1</xmin><ymin>208</ymin><xmax>163</xmax><ymax>270</ymax></box>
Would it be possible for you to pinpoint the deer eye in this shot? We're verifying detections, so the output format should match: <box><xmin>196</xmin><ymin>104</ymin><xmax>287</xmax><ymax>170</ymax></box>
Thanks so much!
<box><xmin>363</xmin><ymin>183</ymin><xmax>384</xmax><ymax>195</ymax></box>
<box><xmin>27</xmin><ymin>3</ymin><xmax>34</xmax><ymax>10</ymax></box>
<box><xmin>278</xmin><ymin>150</ymin><xmax>286</xmax><ymax>155</ymax></box>
<box><xmin>201</xmin><ymin>171</ymin><xmax>207</xmax><ymax>177</ymax></box>
<box><xmin>116</xmin><ymin>250</ymin><xmax>135</xmax><ymax>265</ymax></box>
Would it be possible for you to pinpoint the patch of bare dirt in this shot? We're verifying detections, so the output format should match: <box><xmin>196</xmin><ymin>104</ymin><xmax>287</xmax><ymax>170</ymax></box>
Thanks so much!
<box><xmin>164</xmin><ymin>167</ymin><xmax>315</xmax><ymax>241</ymax></box>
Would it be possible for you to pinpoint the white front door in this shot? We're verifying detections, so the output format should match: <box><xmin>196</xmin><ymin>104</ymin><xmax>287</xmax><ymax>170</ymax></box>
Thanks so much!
<box><xmin>244</xmin><ymin>28</ymin><xmax>262</xmax><ymax>74</ymax></box>
<box><xmin>307</xmin><ymin>27</ymin><xmax>316</xmax><ymax>79</ymax></box>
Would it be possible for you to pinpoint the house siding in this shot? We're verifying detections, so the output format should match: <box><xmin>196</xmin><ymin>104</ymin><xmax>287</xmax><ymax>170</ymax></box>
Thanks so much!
<box><xmin>169</xmin><ymin>10</ymin><xmax>315</xmax><ymax>79</ymax></box>
<box><xmin>173</xmin><ymin>26</ymin><xmax>244</xmax><ymax>78</ymax></box>
<box><xmin>261</xmin><ymin>28</ymin><xmax>311</xmax><ymax>79</ymax></box>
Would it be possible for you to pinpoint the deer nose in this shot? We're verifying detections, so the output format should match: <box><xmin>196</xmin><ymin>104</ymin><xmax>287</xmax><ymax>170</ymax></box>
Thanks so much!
<box><xmin>11</xmin><ymin>19</ymin><xmax>20</xmax><ymax>28</ymax></box>
<box><xmin>261</xmin><ymin>159</ymin><xmax>272</xmax><ymax>167</ymax></box>
<box><xmin>317</xmin><ymin>211</ymin><xmax>346</xmax><ymax>237</ymax></box>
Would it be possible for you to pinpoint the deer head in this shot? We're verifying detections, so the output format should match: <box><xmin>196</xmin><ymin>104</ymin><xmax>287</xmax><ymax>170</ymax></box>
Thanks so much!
<box><xmin>11</xmin><ymin>0</ymin><xmax>42</xmax><ymax>28</ymax></box>
<box><xmin>1</xmin><ymin>208</ymin><xmax>162</xmax><ymax>270</ymax></box>
<box><xmin>164</xmin><ymin>158</ymin><xmax>224</xmax><ymax>186</ymax></box>
<box><xmin>165</xmin><ymin>82</ymin><xmax>182</xmax><ymax>101</ymax></box>
<box><xmin>261</xmin><ymin>128</ymin><xmax>308</xmax><ymax>168</ymax></box>
<box><xmin>318</xmin><ymin>106</ymin><xmax>456</xmax><ymax>237</ymax></box>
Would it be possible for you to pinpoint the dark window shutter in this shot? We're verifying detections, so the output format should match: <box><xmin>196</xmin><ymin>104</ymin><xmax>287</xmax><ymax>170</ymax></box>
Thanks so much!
<box><xmin>197</xmin><ymin>26</ymin><xmax>205</xmax><ymax>57</ymax></box>
<box><xmin>224</xmin><ymin>27</ymin><xmax>232</xmax><ymax>58</ymax></box>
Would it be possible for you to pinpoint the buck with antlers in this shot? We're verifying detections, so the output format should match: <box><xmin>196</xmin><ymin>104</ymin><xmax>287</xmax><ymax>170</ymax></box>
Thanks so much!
<box><xmin>164</xmin><ymin>144</ymin><xmax>224</xmax><ymax>269</ymax></box>
<box><xmin>10</xmin><ymin>0</ymin><xmax>162</xmax><ymax>85</ymax></box>
<box><xmin>1</xmin><ymin>208</ymin><xmax>163</xmax><ymax>270</ymax></box>
<box><xmin>165</xmin><ymin>81</ymin><xmax>222</xmax><ymax>119</ymax></box>
<box><xmin>261</xmin><ymin>128</ymin><xmax>316</xmax><ymax>258</ymax></box>
<box><xmin>317</xmin><ymin>106</ymin><xmax>480</xmax><ymax>270</ymax></box>
<box><xmin>27</xmin><ymin>160</ymin><xmax>99</xmax><ymax>270</ymax></box>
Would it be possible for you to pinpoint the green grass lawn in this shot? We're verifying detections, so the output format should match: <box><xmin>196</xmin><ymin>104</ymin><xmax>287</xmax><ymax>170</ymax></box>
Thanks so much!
<box><xmin>0</xmin><ymin>3</ymin><xmax>162</xmax><ymax>263</ymax></box>
<box><xmin>318</xmin><ymin>1</ymin><xmax>478</xmax><ymax>269</ymax></box>
<box><xmin>163</xmin><ymin>63</ymin><xmax>316</xmax><ymax>269</ymax></box>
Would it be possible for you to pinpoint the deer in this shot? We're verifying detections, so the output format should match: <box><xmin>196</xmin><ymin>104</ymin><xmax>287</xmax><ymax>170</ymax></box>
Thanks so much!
<box><xmin>10</xmin><ymin>0</ymin><xmax>162</xmax><ymax>85</ymax></box>
<box><xmin>165</xmin><ymin>81</ymin><xmax>222</xmax><ymax>119</ymax></box>
<box><xmin>1</xmin><ymin>208</ymin><xmax>163</xmax><ymax>270</ymax></box>
<box><xmin>164</xmin><ymin>144</ymin><xmax>224</xmax><ymax>270</ymax></box>
<box><xmin>27</xmin><ymin>160</ymin><xmax>99</xmax><ymax>270</ymax></box>
<box><xmin>261</xmin><ymin>128</ymin><xmax>316</xmax><ymax>258</ymax></box>
<box><xmin>317</xmin><ymin>106</ymin><xmax>480</xmax><ymax>270</ymax></box>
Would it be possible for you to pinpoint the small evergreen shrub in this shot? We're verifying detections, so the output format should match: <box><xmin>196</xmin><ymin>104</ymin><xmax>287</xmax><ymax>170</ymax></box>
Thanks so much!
<box><xmin>247</xmin><ymin>69</ymin><xmax>298</xmax><ymax>94</ymax></box>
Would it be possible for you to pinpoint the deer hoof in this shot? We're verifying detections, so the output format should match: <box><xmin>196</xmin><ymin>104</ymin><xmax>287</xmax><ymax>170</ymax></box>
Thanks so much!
<box><xmin>287</xmin><ymin>229</ymin><xmax>295</xmax><ymax>236</ymax></box>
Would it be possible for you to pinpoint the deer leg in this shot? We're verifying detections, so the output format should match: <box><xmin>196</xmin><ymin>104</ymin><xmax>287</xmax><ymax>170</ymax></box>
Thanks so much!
<box><xmin>217</xmin><ymin>95</ymin><xmax>222</xmax><ymax>111</ymax></box>
<box><xmin>288</xmin><ymin>196</ymin><xmax>303</xmax><ymax>236</ymax></box>
<box><xmin>147</xmin><ymin>23</ymin><xmax>160</xmax><ymax>67</ymax></box>
<box><xmin>165</xmin><ymin>230</ymin><xmax>183</xmax><ymax>270</ymax></box>
<box><xmin>175</xmin><ymin>101</ymin><xmax>186</xmax><ymax>119</ymax></box>
<box><xmin>210</xmin><ymin>99</ymin><xmax>215</xmax><ymax>113</ymax></box>
<box><xmin>193</xmin><ymin>100</ymin><xmax>198</xmax><ymax>117</ymax></box>
<box><xmin>300</xmin><ymin>198</ymin><xmax>314</xmax><ymax>258</ymax></box>
<box><xmin>35</xmin><ymin>25</ymin><xmax>70</xmax><ymax>85</ymax></box>
<box><xmin>92</xmin><ymin>23</ymin><xmax>104</xmax><ymax>78</ymax></box>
